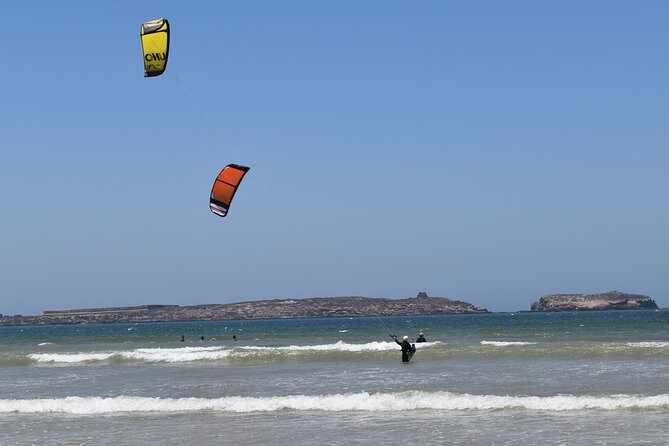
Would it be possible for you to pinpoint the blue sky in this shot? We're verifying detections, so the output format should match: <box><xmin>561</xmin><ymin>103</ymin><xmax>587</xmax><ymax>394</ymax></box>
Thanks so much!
<box><xmin>1</xmin><ymin>1</ymin><xmax>667</xmax><ymax>315</ymax></box>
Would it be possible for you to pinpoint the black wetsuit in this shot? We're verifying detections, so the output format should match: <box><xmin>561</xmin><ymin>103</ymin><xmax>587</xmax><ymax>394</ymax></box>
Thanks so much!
<box><xmin>394</xmin><ymin>338</ymin><xmax>413</xmax><ymax>362</ymax></box>
<box><xmin>416</xmin><ymin>335</ymin><xmax>426</xmax><ymax>343</ymax></box>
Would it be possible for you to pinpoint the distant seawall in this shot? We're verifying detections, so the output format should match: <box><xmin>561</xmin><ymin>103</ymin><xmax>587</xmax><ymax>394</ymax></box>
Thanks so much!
<box><xmin>0</xmin><ymin>294</ymin><xmax>487</xmax><ymax>326</ymax></box>
<box><xmin>42</xmin><ymin>305</ymin><xmax>179</xmax><ymax>316</ymax></box>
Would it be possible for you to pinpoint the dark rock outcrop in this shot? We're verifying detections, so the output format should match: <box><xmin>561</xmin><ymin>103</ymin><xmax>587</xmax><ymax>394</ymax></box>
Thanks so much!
<box><xmin>530</xmin><ymin>291</ymin><xmax>658</xmax><ymax>312</ymax></box>
<box><xmin>0</xmin><ymin>293</ymin><xmax>487</xmax><ymax>326</ymax></box>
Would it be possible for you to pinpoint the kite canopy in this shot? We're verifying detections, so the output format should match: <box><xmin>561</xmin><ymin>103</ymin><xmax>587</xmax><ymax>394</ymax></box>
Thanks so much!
<box><xmin>140</xmin><ymin>18</ymin><xmax>170</xmax><ymax>77</ymax></box>
<box><xmin>210</xmin><ymin>164</ymin><xmax>250</xmax><ymax>218</ymax></box>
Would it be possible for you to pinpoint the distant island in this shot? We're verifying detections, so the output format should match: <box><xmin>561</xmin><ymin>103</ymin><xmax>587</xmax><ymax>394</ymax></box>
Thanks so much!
<box><xmin>530</xmin><ymin>291</ymin><xmax>659</xmax><ymax>312</ymax></box>
<box><xmin>0</xmin><ymin>292</ymin><xmax>487</xmax><ymax>326</ymax></box>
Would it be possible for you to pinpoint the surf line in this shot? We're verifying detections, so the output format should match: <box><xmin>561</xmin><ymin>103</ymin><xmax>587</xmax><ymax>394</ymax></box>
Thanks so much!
<box><xmin>7</xmin><ymin>392</ymin><xmax>665</xmax><ymax>413</ymax></box>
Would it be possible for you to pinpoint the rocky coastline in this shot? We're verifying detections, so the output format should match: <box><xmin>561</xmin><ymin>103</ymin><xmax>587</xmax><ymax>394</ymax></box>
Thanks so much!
<box><xmin>2</xmin><ymin>291</ymin><xmax>662</xmax><ymax>326</ymax></box>
<box><xmin>0</xmin><ymin>293</ymin><xmax>487</xmax><ymax>326</ymax></box>
<box><xmin>530</xmin><ymin>291</ymin><xmax>658</xmax><ymax>312</ymax></box>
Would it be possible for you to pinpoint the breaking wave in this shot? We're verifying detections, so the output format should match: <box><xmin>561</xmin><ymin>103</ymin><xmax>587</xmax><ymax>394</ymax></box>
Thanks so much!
<box><xmin>28</xmin><ymin>346</ymin><xmax>233</xmax><ymax>364</ymax></box>
<box><xmin>1</xmin><ymin>391</ymin><xmax>667</xmax><ymax>414</ymax></box>
<box><xmin>14</xmin><ymin>339</ymin><xmax>669</xmax><ymax>365</ymax></box>
<box><xmin>26</xmin><ymin>341</ymin><xmax>439</xmax><ymax>364</ymax></box>
<box><xmin>625</xmin><ymin>342</ymin><xmax>669</xmax><ymax>348</ymax></box>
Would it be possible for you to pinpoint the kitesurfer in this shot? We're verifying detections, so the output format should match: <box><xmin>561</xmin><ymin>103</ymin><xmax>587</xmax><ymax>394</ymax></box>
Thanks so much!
<box><xmin>391</xmin><ymin>335</ymin><xmax>414</xmax><ymax>363</ymax></box>
<box><xmin>416</xmin><ymin>331</ymin><xmax>427</xmax><ymax>343</ymax></box>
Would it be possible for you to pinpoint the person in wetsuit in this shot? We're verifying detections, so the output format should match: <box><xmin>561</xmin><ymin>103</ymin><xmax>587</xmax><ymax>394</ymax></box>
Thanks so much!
<box><xmin>416</xmin><ymin>331</ymin><xmax>426</xmax><ymax>343</ymax></box>
<box><xmin>391</xmin><ymin>335</ymin><xmax>414</xmax><ymax>363</ymax></box>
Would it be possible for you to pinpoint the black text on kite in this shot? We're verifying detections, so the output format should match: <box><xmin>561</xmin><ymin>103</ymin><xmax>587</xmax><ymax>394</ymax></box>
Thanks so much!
<box><xmin>140</xmin><ymin>18</ymin><xmax>170</xmax><ymax>77</ymax></box>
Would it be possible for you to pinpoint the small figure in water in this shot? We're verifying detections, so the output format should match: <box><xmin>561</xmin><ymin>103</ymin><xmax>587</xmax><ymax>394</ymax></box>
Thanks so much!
<box><xmin>180</xmin><ymin>335</ymin><xmax>185</xmax><ymax>342</ymax></box>
<box><xmin>232</xmin><ymin>335</ymin><xmax>237</xmax><ymax>342</ymax></box>
<box><xmin>416</xmin><ymin>331</ymin><xmax>427</xmax><ymax>343</ymax></box>
<box><xmin>200</xmin><ymin>336</ymin><xmax>205</xmax><ymax>342</ymax></box>
<box><xmin>391</xmin><ymin>334</ymin><xmax>415</xmax><ymax>363</ymax></box>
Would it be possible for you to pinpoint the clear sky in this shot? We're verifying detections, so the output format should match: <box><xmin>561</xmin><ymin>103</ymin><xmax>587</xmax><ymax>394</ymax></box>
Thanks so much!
<box><xmin>1</xmin><ymin>1</ymin><xmax>667</xmax><ymax>315</ymax></box>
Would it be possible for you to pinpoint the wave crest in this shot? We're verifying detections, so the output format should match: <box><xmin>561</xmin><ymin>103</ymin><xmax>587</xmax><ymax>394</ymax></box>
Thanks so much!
<box><xmin>1</xmin><ymin>391</ymin><xmax>667</xmax><ymax>414</ymax></box>
<box><xmin>28</xmin><ymin>346</ymin><xmax>233</xmax><ymax>364</ymax></box>
<box><xmin>26</xmin><ymin>341</ymin><xmax>440</xmax><ymax>364</ymax></box>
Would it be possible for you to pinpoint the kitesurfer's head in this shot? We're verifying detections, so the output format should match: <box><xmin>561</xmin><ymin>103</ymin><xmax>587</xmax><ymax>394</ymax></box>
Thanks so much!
<box><xmin>419</xmin><ymin>332</ymin><xmax>424</xmax><ymax>336</ymax></box>
<box><xmin>403</xmin><ymin>335</ymin><xmax>409</xmax><ymax>341</ymax></box>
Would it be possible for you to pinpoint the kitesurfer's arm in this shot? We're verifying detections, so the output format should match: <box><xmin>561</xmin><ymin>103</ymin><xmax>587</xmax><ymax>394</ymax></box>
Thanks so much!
<box><xmin>390</xmin><ymin>334</ymin><xmax>402</xmax><ymax>346</ymax></box>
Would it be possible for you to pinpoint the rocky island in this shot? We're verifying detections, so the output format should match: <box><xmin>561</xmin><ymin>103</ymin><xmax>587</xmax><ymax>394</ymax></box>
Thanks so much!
<box><xmin>0</xmin><ymin>292</ymin><xmax>487</xmax><ymax>326</ymax></box>
<box><xmin>530</xmin><ymin>291</ymin><xmax>659</xmax><ymax>312</ymax></box>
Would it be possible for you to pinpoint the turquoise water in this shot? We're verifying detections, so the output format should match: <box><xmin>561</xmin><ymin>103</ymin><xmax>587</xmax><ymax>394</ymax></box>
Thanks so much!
<box><xmin>1</xmin><ymin>311</ymin><xmax>667</xmax><ymax>445</ymax></box>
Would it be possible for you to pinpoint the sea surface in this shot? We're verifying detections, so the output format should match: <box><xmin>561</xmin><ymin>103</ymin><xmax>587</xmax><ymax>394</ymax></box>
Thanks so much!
<box><xmin>0</xmin><ymin>310</ymin><xmax>667</xmax><ymax>445</ymax></box>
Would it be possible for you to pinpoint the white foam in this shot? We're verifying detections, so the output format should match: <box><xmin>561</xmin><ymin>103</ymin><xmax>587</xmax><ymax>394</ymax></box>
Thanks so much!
<box><xmin>241</xmin><ymin>340</ymin><xmax>439</xmax><ymax>353</ymax></box>
<box><xmin>625</xmin><ymin>342</ymin><xmax>669</xmax><ymax>348</ymax></box>
<box><xmin>480</xmin><ymin>341</ymin><xmax>537</xmax><ymax>346</ymax></box>
<box><xmin>126</xmin><ymin>347</ymin><xmax>233</xmax><ymax>362</ymax></box>
<box><xmin>29</xmin><ymin>352</ymin><xmax>117</xmax><ymax>363</ymax></box>
<box><xmin>1</xmin><ymin>391</ymin><xmax>667</xmax><ymax>414</ymax></box>
<box><xmin>242</xmin><ymin>340</ymin><xmax>395</xmax><ymax>353</ymax></box>
<box><xmin>28</xmin><ymin>346</ymin><xmax>232</xmax><ymax>364</ymax></box>
<box><xmin>26</xmin><ymin>341</ymin><xmax>439</xmax><ymax>364</ymax></box>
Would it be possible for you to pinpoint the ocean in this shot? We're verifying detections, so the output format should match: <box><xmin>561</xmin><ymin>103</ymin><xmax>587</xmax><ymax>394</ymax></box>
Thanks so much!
<box><xmin>0</xmin><ymin>310</ymin><xmax>667</xmax><ymax>445</ymax></box>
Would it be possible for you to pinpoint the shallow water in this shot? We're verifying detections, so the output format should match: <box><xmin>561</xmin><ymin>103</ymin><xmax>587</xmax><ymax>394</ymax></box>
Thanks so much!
<box><xmin>1</xmin><ymin>311</ymin><xmax>667</xmax><ymax>445</ymax></box>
